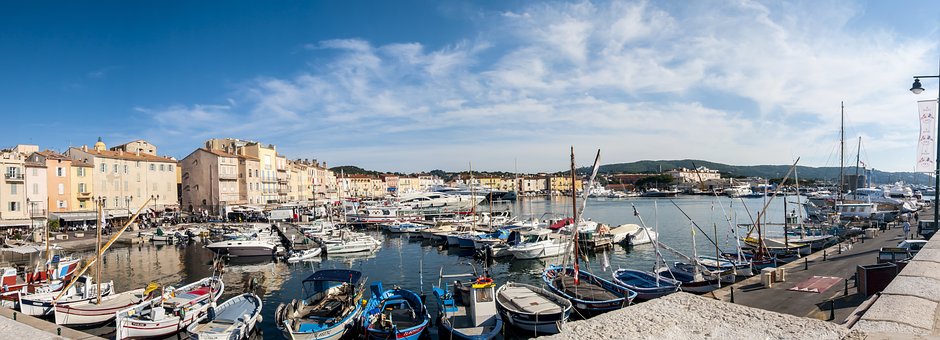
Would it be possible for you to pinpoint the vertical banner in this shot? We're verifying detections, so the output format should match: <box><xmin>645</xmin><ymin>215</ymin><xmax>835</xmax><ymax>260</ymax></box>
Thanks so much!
<box><xmin>917</xmin><ymin>100</ymin><xmax>938</xmax><ymax>172</ymax></box>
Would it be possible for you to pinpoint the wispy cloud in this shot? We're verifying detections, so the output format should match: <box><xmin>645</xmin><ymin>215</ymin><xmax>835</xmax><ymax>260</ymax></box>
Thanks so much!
<box><xmin>137</xmin><ymin>0</ymin><xmax>936</xmax><ymax>172</ymax></box>
<box><xmin>87</xmin><ymin>65</ymin><xmax>121</xmax><ymax>79</ymax></box>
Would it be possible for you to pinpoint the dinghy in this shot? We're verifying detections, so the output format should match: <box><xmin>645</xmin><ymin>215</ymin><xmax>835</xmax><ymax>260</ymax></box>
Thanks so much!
<box><xmin>495</xmin><ymin>282</ymin><xmax>571</xmax><ymax>334</ymax></box>
<box><xmin>275</xmin><ymin>269</ymin><xmax>365</xmax><ymax>340</ymax></box>
<box><xmin>286</xmin><ymin>248</ymin><xmax>322</xmax><ymax>263</ymax></box>
<box><xmin>187</xmin><ymin>293</ymin><xmax>262</xmax><ymax>340</ymax></box>
<box><xmin>612</xmin><ymin>269</ymin><xmax>680</xmax><ymax>300</ymax></box>
<box><xmin>361</xmin><ymin>282</ymin><xmax>430</xmax><ymax>340</ymax></box>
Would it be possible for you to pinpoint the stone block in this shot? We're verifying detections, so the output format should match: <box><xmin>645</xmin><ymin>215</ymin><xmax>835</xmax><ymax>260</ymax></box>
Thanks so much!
<box><xmin>852</xmin><ymin>320</ymin><xmax>929</xmax><ymax>336</ymax></box>
<box><xmin>897</xmin><ymin>261</ymin><xmax>940</xmax><ymax>281</ymax></box>
<box><xmin>912</xmin><ymin>249</ymin><xmax>940</xmax><ymax>263</ymax></box>
<box><xmin>882</xmin><ymin>276</ymin><xmax>940</xmax><ymax>302</ymax></box>
<box><xmin>858</xmin><ymin>294</ymin><xmax>937</xmax><ymax>330</ymax></box>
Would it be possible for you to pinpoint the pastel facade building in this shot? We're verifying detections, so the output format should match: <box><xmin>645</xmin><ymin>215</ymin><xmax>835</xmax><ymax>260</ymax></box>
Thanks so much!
<box><xmin>180</xmin><ymin>148</ymin><xmax>240</xmax><ymax>214</ymax></box>
<box><xmin>0</xmin><ymin>146</ymin><xmax>32</xmax><ymax>228</ymax></box>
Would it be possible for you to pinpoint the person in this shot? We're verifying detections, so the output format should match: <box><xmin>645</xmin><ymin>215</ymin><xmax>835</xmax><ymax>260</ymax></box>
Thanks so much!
<box><xmin>903</xmin><ymin>220</ymin><xmax>912</xmax><ymax>239</ymax></box>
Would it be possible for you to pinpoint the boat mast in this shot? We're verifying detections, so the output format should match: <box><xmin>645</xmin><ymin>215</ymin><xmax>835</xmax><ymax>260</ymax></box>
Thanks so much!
<box><xmin>470</xmin><ymin>162</ymin><xmax>476</xmax><ymax>230</ymax></box>
<box><xmin>569</xmin><ymin>147</ymin><xmax>580</xmax><ymax>285</ymax></box>
<box><xmin>854</xmin><ymin>136</ymin><xmax>862</xmax><ymax>197</ymax></box>
<box><xmin>95</xmin><ymin>197</ymin><xmax>102</xmax><ymax>304</ymax></box>
<box><xmin>839</xmin><ymin>101</ymin><xmax>845</xmax><ymax>201</ymax></box>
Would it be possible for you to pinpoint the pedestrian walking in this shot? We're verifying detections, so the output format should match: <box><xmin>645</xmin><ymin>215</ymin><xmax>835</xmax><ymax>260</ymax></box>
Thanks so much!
<box><xmin>903</xmin><ymin>220</ymin><xmax>912</xmax><ymax>239</ymax></box>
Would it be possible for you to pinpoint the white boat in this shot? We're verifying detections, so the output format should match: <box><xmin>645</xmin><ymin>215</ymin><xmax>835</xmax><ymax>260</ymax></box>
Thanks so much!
<box><xmin>506</xmin><ymin>229</ymin><xmax>569</xmax><ymax>260</ymax></box>
<box><xmin>324</xmin><ymin>234</ymin><xmax>380</xmax><ymax>254</ymax></box>
<box><xmin>54</xmin><ymin>285</ymin><xmax>158</xmax><ymax>326</ymax></box>
<box><xmin>115</xmin><ymin>276</ymin><xmax>224</xmax><ymax>339</ymax></box>
<box><xmin>19</xmin><ymin>276</ymin><xmax>114</xmax><ymax>316</ymax></box>
<box><xmin>286</xmin><ymin>248</ymin><xmax>322</xmax><ymax>263</ymax></box>
<box><xmin>206</xmin><ymin>237</ymin><xmax>277</xmax><ymax>257</ymax></box>
<box><xmin>495</xmin><ymin>282</ymin><xmax>572</xmax><ymax>334</ymax></box>
<box><xmin>387</xmin><ymin>222</ymin><xmax>428</xmax><ymax>233</ymax></box>
<box><xmin>187</xmin><ymin>293</ymin><xmax>262</xmax><ymax>340</ymax></box>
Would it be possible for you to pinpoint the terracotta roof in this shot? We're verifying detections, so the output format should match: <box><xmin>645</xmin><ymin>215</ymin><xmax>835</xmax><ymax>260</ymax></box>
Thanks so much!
<box><xmin>198</xmin><ymin>148</ymin><xmax>238</xmax><ymax>158</ymax></box>
<box><xmin>72</xmin><ymin>160</ymin><xmax>93</xmax><ymax>168</ymax></box>
<box><xmin>238</xmin><ymin>155</ymin><xmax>260</xmax><ymax>161</ymax></box>
<box><xmin>35</xmin><ymin>150</ymin><xmax>70</xmax><ymax>160</ymax></box>
<box><xmin>75</xmin><ymin>148</ymin><xmax>177</xmax><ymax>163</ymax></box>
<box><xmin>24</xmin><ymin>161</ymin><xmax>46</xmax><ymax>168</ymax></box>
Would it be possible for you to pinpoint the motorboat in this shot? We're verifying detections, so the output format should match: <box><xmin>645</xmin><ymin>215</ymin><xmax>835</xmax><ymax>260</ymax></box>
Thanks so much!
<box><xmin>187</xmin><ymin>293</ymin><xmax>262</xmax><ymax>340</ymax></box>
<box><xmin>495</xmin><ymin>282</ymin><xmax>571</xmax><ymax>335</ymax></box>
<box><xmin>206</xmin><ymin>234</ymin><xmax>278</xmax><ymax>257</ymax></box>
<box><xmin>506</xmin><ymin>229</ymin><xmax>569</xmax><ymax>260</ymax></box>
<box><xmin>612</xmin><ymin>269</ymin><xmax>680</xmax><ymax>300</ymax></box>
<box><xmin>323</xmin><ymin>232</ymin><xmax>380</xmax><ymax>254</ymax></box>
<box><xmin>433</xmin><ymin>275</ymin><xmax>503</xmax><ymax>340</ymax></box>
<box><xmin>115</xmin><ymin>276</ymin><xmax>224</xmax><ymax>339</ymax></box>
<box><xmin>276</xmin><ymin>270</ymin><xmax>365</xmax><ymax>340</ymax></box>
<box><xmin>361</xmin><ymin>282</ymin><xmax>430</xmax><ymax>340</ymax></box>
<box><xmin>607</xmin><ymin>224</ymin><xmax>658</xmax><ymax>246</ymax></box>
<box><xmin>286</xmin><ymin>248</ymin><xmax>323</xmax><ymax>263</ymax></box>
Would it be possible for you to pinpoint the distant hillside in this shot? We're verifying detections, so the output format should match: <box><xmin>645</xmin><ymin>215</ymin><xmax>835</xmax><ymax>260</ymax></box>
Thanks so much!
<box><xmin>590</xmin><ymin>159</ymin><xmax>931</xmax><ymax>184</ymax></box>
<box><xmin>329</xmin><ymin>165</ymin><xmax>384</xmax><ymax>177</ymax></box>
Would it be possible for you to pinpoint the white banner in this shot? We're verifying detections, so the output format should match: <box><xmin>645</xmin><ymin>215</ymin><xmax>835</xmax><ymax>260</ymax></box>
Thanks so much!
<box><xmin>917</xmin><ymin>100</ymin><xmax>938</xmax><ymax>172</ymax></box>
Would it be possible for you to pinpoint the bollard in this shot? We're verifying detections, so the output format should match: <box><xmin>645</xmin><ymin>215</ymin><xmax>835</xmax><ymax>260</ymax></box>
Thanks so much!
<box><xmin>839</xmin><ymin>243</ymin><xmax>842</xmax><ymax>254</ymax></box>
<box><xmin>12</xmin><ymin>312</ymin><xmax>15</xmax><ymax>320</ymax></box>
<box><xmin>828</xmin><ymin>300</ymin><xmax>835</xmax><ymax>321</ymax></box>
<box><xmin>844</xmin><ymin>278</ymin><xmax>849</xmax><ymax>296</ymax></box>
<box><xmin>57</xmin><ymin>328</ymin><xmax>61</xmax><ymax>336</ymax></box>
<box><xmin>862</xmin><ymin>236</ymin><xmax>865</xmax><ymax>244</ymax></box>
<box><xmin>824</xmin><ymin>249</ymin><xmax>827</xmax><ymax>261</ymax></box>
<box><xmin>804</xmin><ymin>258</ymin><xmax>808</xmax><ymax>270</ymax></box>
<box><xmin>730</xmin><ymin>286</ymin><xmax>735</xmax><ymax>303</ymax></box>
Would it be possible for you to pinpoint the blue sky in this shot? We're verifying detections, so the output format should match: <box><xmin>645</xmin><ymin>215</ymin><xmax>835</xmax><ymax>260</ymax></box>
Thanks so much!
<box><xmin>2</xmin><ymin>1</ymin><xmax>940</xmax><ymax>173</ymax></box>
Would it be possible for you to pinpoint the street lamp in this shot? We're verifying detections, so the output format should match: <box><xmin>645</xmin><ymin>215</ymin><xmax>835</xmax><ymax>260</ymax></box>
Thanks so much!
<box><xmin>910</xmin><ymin>68</ymin><xmax>940</xmax><ymax>232</ymax></box>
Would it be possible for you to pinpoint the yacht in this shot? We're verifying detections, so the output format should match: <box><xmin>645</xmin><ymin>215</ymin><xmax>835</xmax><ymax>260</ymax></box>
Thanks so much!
<box><xmin>506</xmin><ymin>229</ymin><xmax>569</xmax><ymax>260</ymax></box>
<box><xmin>206</xmin><ymin>235</ymin><xmax>278</xmax><ymax>257</ymax></box>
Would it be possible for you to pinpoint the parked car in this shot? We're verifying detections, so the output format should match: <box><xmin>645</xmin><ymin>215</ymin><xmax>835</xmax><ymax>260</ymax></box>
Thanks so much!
<box><xmin>918</xmin><ymin>220</ymin><xmax>937</xmax><ymax>240</ymax></box>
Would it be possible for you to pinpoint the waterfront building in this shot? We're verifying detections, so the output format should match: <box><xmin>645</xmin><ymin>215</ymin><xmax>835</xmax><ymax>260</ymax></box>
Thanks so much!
<box><xmin>0</xmin><ymin>146</ymin><xmax>31</xmax><ymax>229</ymax></box>
<box><xmin>109</xmin><ymin>139</ymin><xmax>158</xmax><ymax>156</ymax></box>
<box><xmin>667</xmin><ymin>166</ymin><xmax>721</xmax><ymax>183</ymax></box>
<box><xmin>397</xmin><ymin>177</ymin><xmax>422</xmax><ymax>194</ymax></box>
<box><xmin>180</xmin><ymin>148</ymin><xmax>240</xmax><ymax>215</ymax></box>
<box><xmin>237</xmin><ymin>155</ymin><xmax>262</xmax><ymax>205</ymax></box>
<box><xmin>67</xmin><ymin>138</ymin><xmax>179</xmax><ymax>215</ymax></box>
<box><xmin>548</xmin><ymin>176</ymin><xmax>583</xmax><ymax>194</ymax></box>
<box><xmin>342</xmin><ymin>175</ymin><xmax>385</xmax><ymax>198</ymax></box>
<box><xmin>28</xmin><ymin>151</ymin><xmax>72</xmax><ymax>213</ymax></box>
<box><xmin>518</xmin><ymin>176</ymin><xmax>548</xmax><ymax>194</ymax></box>
<box><xmin>69</xmin><ymin>160</ymin><xmax>94</xmax><ymax>212</ymax></box>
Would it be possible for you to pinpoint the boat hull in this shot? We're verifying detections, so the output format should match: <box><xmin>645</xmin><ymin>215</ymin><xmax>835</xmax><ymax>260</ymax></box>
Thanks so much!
<box><xmin>207</xmin><ymin>245</ymin><xmax>275</xmax><ymax>257</ymax></box>
<box><xmin>541</xmin><ymin>265</ymin><xmax>636</xmax><ymax>316</ymax></box>
<box><xmin>54</xmin><ymin>289</ymin><xmax>148</xmax><ymax>326</ymax></box>
<box><xmin>612</xmin><ymin>269</ymin><xmax>680</xmax><ymax>300</ymax></box>
<box><xmin>495</xmin><ymin>283</ymin><xmax>571</xmax><ymax>335</ymax></box>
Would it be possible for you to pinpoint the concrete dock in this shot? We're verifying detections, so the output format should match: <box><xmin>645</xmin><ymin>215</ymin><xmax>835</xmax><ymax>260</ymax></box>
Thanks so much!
<box><xmin>709</xmin><ymin>226</ymin><xmax>907</xmax><ymax>322</ymax></box>
<box><xmin>0</xmin><ymin>307</ymin><xmax>103</xmax><ymax>339</ymax></box>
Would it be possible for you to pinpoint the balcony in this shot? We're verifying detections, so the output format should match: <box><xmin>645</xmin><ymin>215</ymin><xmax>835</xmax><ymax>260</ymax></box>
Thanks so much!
<box><xmin>78</xmin><ymin>191</ymin><xmax>92</xmax><ymax>198</ymax></box>
<box><xmin>4</xmin><ymin>173</ymin><xmax>24</xmax><ymax>182</ymax></box>
<box><xmin>30</xmin><ymin>208</ymin><xmax>46</xmax><ymax>219</ymax></box>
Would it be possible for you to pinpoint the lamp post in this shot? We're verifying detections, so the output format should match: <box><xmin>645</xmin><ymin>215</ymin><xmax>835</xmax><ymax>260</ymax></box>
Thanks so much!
<box><xmin>911</xmin><ymin>62</ymin><xmax>940</xmax><ymax>230</ymax></box>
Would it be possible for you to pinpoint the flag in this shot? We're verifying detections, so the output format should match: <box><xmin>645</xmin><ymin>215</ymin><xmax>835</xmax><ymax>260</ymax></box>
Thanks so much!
<box><xmin>917</xmin><ymin>100</ymin><xmax>937</xmax><ymax>173</ymax></box>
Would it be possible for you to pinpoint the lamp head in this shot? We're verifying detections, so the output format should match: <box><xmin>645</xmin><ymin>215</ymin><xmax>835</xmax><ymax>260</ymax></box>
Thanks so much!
<box><xmin>911</xmin><ymin>78</ymin><xmax>925</xmax><ymax>94</ymax></box>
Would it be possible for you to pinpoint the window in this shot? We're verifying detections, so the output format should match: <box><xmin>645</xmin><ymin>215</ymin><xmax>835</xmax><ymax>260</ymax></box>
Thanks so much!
<box><xmin>78</xmin><ymin>183</ymin><xmax>86</xmax><ymax>193</ymax></box>
<box><xmin>113</xmin><ymin>164</ymin><xmax>118</xmax><ymax>173</ymax></box>
<box><xmin>77</xmin><ymin>167</ymin><xmax>85</xmax><ymax>177</ymax></box>
<box><xmin>56</xmin><ymin>167</ymin><xmax>64</xmax><ymax>177</ymax></box>
<box><xmin>150</xmin><ymin>164</ymin><xmax>155</xmax><ymax>171</ymax></box>
<box><xmin>58</xmin><ymin>183</ymin><xmax>64</xmax><ymax>195</ymax></box>
<box><xmin>136</xmin><ymin>161</ymin><xmax>140</xmax><ymax>168</ymax></box>
<box><xmin>113</xmin><ymin>196</ymin><xmax>118</xmax><ymax>208</ymax></box>
<box><xmin>160</xmin><ymin>164</ymin><xmax>165</xmax><ymax>171</ymax></box>
<box><xmin>10</xmin><ymin>183</ymin><xmax>17</xmax><ymax>195</ymax></box>
<box><xmin>100</xmin><ymin>163</ymin><xmax>106</xmax><ymax>173</ymax></box>
<box><xmin>57</xmin><ymin>200</ymin><xmax>66</xmax><ymax>209</ymax></box>
<box><xmin>169</xmin><ymin>165</ymin><xmax>174</xmax><ymax>171</ymax></box>
<box><xmin>8</xmin><ymin>202</ymin><xmax>19</xmax><ymax>212</ymax></box>
<box><xmin>32</xmin><ymin>168</ymin><xmax>37</xmax><ymax>176</ymax></box>
<box><xmin>124</xmin><ymin>165</ymin><xmax>128</xmax><ymax>174</ymax></box>
<box><xmin>79</xmin><ymin>201</ymin><xmax>86</xmax><ymax>209</ymax></box>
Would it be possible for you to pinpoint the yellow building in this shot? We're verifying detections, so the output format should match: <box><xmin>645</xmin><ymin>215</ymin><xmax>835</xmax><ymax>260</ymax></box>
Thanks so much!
<box><xmin>70</xmin><ymin>160</ymin><xmax>94</xmax><ymax>211</ymax></box>
<box><xmin>548</xmin><ymin>176</ymin><xmax>584</xmax><ymax>195</ymax></box>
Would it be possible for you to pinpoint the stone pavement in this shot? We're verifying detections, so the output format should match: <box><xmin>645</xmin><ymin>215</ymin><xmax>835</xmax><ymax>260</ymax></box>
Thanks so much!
<box><xmin>709</xmin><ymin>226</ymin><xmax>907</xmax><ymax>322</ymax></box>
<box><xmin>0</xmin><ymin>306</ymin><xmax>103</xmax><ymax>339</ymax></box>
<box><xmin>852</xmin><ymin>236</ymin><xmax>940</xmax><ymax>337</ymax></box>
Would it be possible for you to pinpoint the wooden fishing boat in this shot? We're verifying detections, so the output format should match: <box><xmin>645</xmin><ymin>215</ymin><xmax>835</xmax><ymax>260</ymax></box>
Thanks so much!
<box><xmin>54</xmin><ymin>284</ymin><xmax>159</xmax><ymax>326</ymax></box>
<box><xmin>612</xmin><ymin>269</ymin><xmax>680</xmax><ymax>300</ymax></box>
<box><xmin>542</xmin><ymin>265</ymin><xmax>635</xmax><ymax>315</ymax></box>
<box><xmin>495</xmin><ymin>282</ymin><xmax>571</xmax><ymax>334</ymax></box>
<box><xmin>361</xmin><ymin>282</ymin><xmax>430</xmax><ymax>340</ymax></box>
<box><xmin>115</xmin><ymin>276</ymin><xmax>224</xmax><ymax>339</ymax></box>
<box><xmin>275</xmin><ymin>269</ymin><xmax>364</xmax><ymax>340</ymax></box>
<box><xmin>19</xmin><ymin>275</ymin><xmax>113</xmax><ymax>316</ymax></box>
<box><xmin>187</xmin><ymin>293</ymin><xmax>262</xmax><ymax>340</ymax></box>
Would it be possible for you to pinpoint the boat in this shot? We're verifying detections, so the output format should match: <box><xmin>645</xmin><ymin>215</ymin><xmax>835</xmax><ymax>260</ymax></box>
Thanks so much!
<box><xmin>0</xmin><ymin>256</ymin><xmax>82</xmax><ymax>309</ymax></box>
<box><xmin>612</xmin><ymin>269</ymin><xmax>681</xmax><ymax>301</ymax></box>
<box><xmin>205</xmin><ymin>235</ymin><xmax>278</xmax><ymax>257</ymax></box>
<box><xmin>19</xmin><ymin>275</ymin><xmax>114</xmax><ymax>316</ymax></box>
<box><xmin>657</xmin><ymin>261</ymin><xmax>734</xmax><ymax>294</ymax></box>
<box><xmin>433</xmin><ymin>275</ymin><xmax>503</xmax><ymax>340</ymax></box>
<box><xmin>115</xmin><ymin>276</ymin><xmax>225</xmax><ymax>339</ymax></box>
<box><xmin>275</xmin><ymin>269</ymin><xmax>365</xmax><ymax>340</ymax></box>
<box><xmin>506</xmin><ymin>229</ymin><xmax>569</xmax><ymax>260</ymax></box>
<box><xmin>696</xmin><ymin>255</ymin><xmax>755</xmax><ymax>278</ymax></box>
<box><xmin>286</xmin><ymin>248</ymin><xmax>323</xmax><ymax>263</ymax></box>
<box><xmin>387</xmin><ymin>222</ymin><xmax>428</xmax><ymax>233</ymax></box>
<box><xmin>639</xmin><ymin>188</ymin><xmax>679</xmax><ymax>198</ymax></box>
<box><xmin>542</xmin><ymin>265</ymin><xmax>635</xmax><ymax>315</ymax></box>
<box><xmin>54</xmin><ymin>283</ymin><xmax>160</xmax><ymax>326</ymax></box>
<box><xmin>495</xmin><ymin>282</ymin><xmax>571</xmax><ymax>335</ymax></box>
<box><xmin>361</xmin><ymin>282</ymin><xmax>430</xmax><ymax>340</ymax></box>
<box><xmin>187</xmin><ymin>293</ymin><xmax>262</xmax><ymax>340</ymax></box>
<box><xmin>323</xmin><ymin>233</ymin><xmax>380</xmax><ymax>254</ymax></box>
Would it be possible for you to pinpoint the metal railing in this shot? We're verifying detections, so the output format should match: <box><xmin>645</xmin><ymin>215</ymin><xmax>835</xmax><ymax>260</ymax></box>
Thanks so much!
<box><xmin>4</xmin><ymin>173</ymin><xmax>24</xmax><ymax>181</ymax></box>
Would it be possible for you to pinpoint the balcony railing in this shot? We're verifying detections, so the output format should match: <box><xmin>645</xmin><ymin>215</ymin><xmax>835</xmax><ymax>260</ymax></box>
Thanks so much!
<box><xmin>4</xmin><ymin>173</ymin><xmax>24</xmax><ymax>181</ymax></box>
<box><xmin>30</xmin><ymin>209</ymin><xmax>46</xmax><ymax>218</ymax></box>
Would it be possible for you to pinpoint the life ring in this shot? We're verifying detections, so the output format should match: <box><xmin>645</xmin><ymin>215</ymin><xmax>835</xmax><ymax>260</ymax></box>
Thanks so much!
<box><xmin>472</xmin><ymin>276</ymin><xmax>494</xmax><ymax>288</ymax></box>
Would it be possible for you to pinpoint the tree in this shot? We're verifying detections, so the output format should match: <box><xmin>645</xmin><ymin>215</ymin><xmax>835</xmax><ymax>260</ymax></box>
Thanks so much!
<box><xmin>634</xmin><ymin>174</ymin><xmax>675</xmax><ymax>189</ymax></box>
<box><xmin>47</xmin><ymin>219</ymin><xmax>60</xmax><ymax>233</ymax></box>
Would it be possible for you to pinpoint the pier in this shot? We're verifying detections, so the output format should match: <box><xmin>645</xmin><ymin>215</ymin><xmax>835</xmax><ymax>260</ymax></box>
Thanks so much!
<box><xmin>709</xmin><ymin>225</ymin><xmax>906</xmax><ymax>322</ymax></box>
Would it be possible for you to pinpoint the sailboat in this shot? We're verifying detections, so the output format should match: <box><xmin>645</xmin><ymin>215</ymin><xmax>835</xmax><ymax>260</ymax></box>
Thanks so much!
<box><xmin>612</xmin><ymin>204</ymin><xmax>680</xmax><ymax>300</ymax></box>
<box><xmin>542</xmin><ymin>148</ymin><xmax>636</xmax><ymax>315</ymax></box>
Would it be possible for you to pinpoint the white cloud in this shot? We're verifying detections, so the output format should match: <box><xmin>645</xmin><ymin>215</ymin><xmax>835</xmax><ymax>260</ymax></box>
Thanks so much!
<box><xmin>139</xmin><ymin>0</ymin><xmax>937</xmax><ymax>172</ymax></box>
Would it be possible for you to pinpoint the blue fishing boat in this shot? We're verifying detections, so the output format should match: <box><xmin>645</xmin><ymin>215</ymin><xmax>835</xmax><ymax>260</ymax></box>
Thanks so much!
<box><xmin>495</xmin><ymin>282</ymin><xmax>571</xmax><ymax>334</ymax></box>
<box><xmin>612</xmin><ymin>269</ymin><xmax>680</xmax><ymax>300</ymax></box>
<box><xmin>275</xmin><ymin>269</ymin><xmax>365</xmax><ymax>340</ymax></box>
<box><xmin>542</xmin><ymin>265</ymin><xmax>636</xmax><ymax>315</ymax></box>
<box><xmin>433</xmin><ymin>274</ymin><xmax>503</xmax><ymax>340</ymax></box>
<box><xmin>361</xmin><ymin>282</ymin><xmax>430</xmax><ymax>340</ymax></box>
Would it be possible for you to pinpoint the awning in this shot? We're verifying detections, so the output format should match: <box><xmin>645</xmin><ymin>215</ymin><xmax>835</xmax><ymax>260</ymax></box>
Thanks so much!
<box><xmin>0</xmin><ymin>219</ymin><xmax>30</xmax><ymax>227</ymax></box>
<box><xmin>50</xmin><ymin>211</ymin><xmax>98</xmax><ymax>222</ymax></box>
<box><xmin>1</xmin><ymin>245</ymin><xmax>44</xmax><ymax>254</ymax></box>
<box><xmin>103</xmin><ymin>210</ymin><xmax>130</xmax><ymax>218</ymax></box>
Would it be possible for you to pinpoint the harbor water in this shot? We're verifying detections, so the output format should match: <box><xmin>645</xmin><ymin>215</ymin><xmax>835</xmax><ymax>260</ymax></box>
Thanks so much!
<box><xmin>80</xmin><ymin>195</ymin><xmax>794</xmax><ymax>339</ymax></box>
